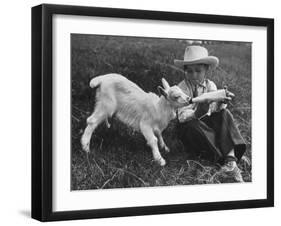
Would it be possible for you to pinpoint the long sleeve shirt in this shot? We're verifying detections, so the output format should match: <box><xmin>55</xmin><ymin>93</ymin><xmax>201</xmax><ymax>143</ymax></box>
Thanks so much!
<box><xmin>177</xmin><ymin>79</ymin><xmax>227</xmax><ymax>122</ymax></box>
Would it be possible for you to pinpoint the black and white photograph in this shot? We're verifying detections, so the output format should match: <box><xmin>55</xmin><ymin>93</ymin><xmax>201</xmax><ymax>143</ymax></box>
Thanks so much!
<box><xmin>30</xmin><ymin>3</ymin><xmax>274</xmax><ymax>222</ymax></box>
<box><xmin>71</xmin><ymin>34</ymin><xmax>252</xmax><ymax>190</ymax></box>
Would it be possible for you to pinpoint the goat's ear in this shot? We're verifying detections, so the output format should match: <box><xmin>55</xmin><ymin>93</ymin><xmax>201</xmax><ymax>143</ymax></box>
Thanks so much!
<box><xmin>157</xmin><ymin>86</ymin><xmax>168</xmax><ymax>98</ymax></box>
<box><xmin>161</xmin><ymin>78</ymin><xmax>170</xmax><ymax>90</ymax></box>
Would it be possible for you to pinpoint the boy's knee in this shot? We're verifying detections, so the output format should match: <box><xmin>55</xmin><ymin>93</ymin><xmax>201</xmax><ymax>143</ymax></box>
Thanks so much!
<box><xmin>220</xmin><ymin>108</ymin><xmax>234</xmax><ymax>119</ymax></box>
<box><xmin>182</xmin><ymin>119</ymin><xmax>201</xmax><ymax>129</ymax></box>
<box><xmin>221</xmin><ymin>108</ymin><xmax>230</xmax><ymax>114</ymax></box>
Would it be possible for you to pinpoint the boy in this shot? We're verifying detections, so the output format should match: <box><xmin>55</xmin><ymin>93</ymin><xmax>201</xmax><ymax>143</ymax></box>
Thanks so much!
<box><xmin>174</xmin><ymin>45</ymin><xmax>246</xmax><ymax>182</ymax></box>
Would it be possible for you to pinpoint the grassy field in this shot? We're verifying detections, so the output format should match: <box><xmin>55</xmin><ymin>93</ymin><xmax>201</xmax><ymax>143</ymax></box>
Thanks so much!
<box><xmin>71</xmin><ymin>34</ymin><xmax>252</xmax><ymax>190</ymax></box>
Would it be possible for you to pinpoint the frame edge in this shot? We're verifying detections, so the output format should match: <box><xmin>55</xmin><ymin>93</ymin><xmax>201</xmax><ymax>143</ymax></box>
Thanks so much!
<box><xmin>31</xmin><ymin>4</ymin><xmax>44</xmax><ymax>221</ymax></box>
<box><xmin>31</xmin><ymin>3</ymin><xmax>275</xmax><ymax>221</ymax></box>
<box><xmin>266</xmin><ymin>18</ymin><xmax>274</xmax><ymax>207</ymax></box>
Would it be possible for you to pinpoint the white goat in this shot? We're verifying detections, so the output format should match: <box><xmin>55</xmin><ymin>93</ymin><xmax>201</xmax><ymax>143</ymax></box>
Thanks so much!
<box><xmin>81</xmin><ymin>73</ymin><xmax>191</xmax><ymax>166</ymax></box>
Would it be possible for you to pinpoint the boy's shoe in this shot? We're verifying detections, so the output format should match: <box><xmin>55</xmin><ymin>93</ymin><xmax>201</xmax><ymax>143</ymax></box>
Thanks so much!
<box><xmin>220</xmin><ymin>161</ymin><xmax>244</xmax><ymax>182</ymax></box>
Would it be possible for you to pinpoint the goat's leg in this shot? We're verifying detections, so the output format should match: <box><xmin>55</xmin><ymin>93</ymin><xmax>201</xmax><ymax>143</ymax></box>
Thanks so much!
<box><xmin>140</xmin><ymin>124</ymin><xmax>166</xmax><ymax>166</ymax></box>
<box><xmin>155</xmin><ymin>131</ymin><xmax>170</xmax><ymax>153</ymax></box>
<box><xmin>81</xmin><ymin>111</ymin><xmax>106</xmax><ymax>153</ymax></box>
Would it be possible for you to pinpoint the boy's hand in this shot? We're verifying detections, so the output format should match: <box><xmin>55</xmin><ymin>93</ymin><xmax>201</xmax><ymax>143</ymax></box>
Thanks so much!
<box><xmin>224</xmin><ymin>86</ymin><xmax>235</xmax><ymax>102</ymax></box>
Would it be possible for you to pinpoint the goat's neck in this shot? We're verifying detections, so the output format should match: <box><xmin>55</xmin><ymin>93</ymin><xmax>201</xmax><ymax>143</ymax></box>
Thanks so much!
<box><xmin>157</xmin><ymin>96</ymin><xmax>176</xmax><ymax>123</ymax></box>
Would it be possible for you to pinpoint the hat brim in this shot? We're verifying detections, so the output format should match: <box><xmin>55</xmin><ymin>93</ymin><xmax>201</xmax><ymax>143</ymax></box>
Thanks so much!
<box><xmin>174</xmin><ymin>56</ymin><xmax>219</xmax><ymax>69</ymax></box>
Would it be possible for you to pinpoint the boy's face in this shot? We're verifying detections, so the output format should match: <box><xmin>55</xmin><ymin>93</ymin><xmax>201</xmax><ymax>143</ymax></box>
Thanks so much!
<box><xmin>184</xmin><ymin>64</ymin><xmax>208</xmax><ymax>85</ymax></box>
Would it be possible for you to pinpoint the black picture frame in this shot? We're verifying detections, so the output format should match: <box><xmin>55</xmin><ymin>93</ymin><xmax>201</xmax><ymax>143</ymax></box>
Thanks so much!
<box><xmin>32</xmin><ymin>3</ymin><xmax>274</xmax><ymax>222</ymax></box>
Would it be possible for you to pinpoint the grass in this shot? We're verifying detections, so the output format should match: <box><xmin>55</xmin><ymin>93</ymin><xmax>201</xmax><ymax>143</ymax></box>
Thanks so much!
<box><xmin>71</xmin><ymin>34</ymin><xmax>252</xmax><ymax>190</ymax></box>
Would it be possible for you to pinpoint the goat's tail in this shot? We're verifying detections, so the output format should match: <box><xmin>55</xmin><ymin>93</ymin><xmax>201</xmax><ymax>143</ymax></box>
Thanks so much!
<box><xmin>89</xmin><ymin>76</ymin><xmax>103</xmax><ymax>89</ymax></box>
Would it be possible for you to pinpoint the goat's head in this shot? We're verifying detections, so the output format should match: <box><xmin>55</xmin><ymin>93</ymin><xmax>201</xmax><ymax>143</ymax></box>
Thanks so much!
<box><xmin>158</xmin><ymin>78</ymin><xmax>191</xmax><ymax>108</ymax></box>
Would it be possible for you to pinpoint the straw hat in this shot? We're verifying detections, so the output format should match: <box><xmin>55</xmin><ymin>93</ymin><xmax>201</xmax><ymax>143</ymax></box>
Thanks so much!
<box><xmin>174</xmin><ymin>45</ymin><xmax>219</xmax><ymax>69</ymax></box>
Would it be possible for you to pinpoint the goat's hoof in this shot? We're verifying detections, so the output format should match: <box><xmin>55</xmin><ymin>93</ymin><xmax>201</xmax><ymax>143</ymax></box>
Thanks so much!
<box><xmin>85</xmin><ymin>148</ymin><xmax>90</xmax><ymax>154</ymax></box>
<box><xmin>81</xmin><ymin>136</ymin><xmax>90</xmax><ymax>152</ymax></box>
<box><xmin>156</xmin><ymin>158</ymin><xmax>166</xmax><ymax>166</ymax></box>
<box><xmin>81</xmin><ymin>142</ymin><xmax>90</xmax><ymax>153</ymax></box>
<box><xmin>164</xmin><ymin>146</ymin><xmax>170</xmax><ymax>153</ymax></box>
